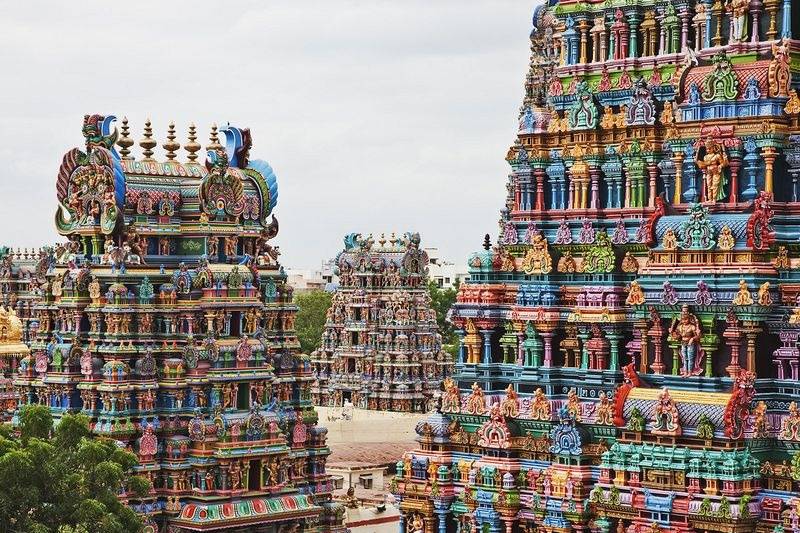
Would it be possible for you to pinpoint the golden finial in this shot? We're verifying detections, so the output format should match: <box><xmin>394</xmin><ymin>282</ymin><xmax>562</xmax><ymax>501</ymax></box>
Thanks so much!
<box><xmin>140</xmin><ymin>118</ymin><xmax>156</xmax><ymax>161</ymax></box>
<box><xmin>117</xmin><ymin>116</ymin><xmax>134</xmax><ymax>160</ymax></box>
<box><xmin>163</xmin><ymin>122</ymin><xmax>180</xmax><ymax>161</ymax></box>
<box><xmin>185</xmin><ymin>123</ymin><xmax>201</xmax><ymax>162</ymax></box>
<box><xmin>207</xmin><ymin>123</ymin><xmax>224</xmax><ymax>152</ymax></box>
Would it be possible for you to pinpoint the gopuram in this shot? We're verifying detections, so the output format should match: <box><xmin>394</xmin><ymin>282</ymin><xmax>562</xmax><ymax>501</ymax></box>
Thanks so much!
<box><xmin>310</xmin><ymin>232</ymin><xmax>450</xmax><ymax>413</ymax></box>
<box><xmin>10</xmin><ymin>115</ymin><xmax>345</xmax><ymax>533</ymax></box>
<box><xmin>394</xmin><ymin>2</ymin><xmax>800</xmax><ymax>533</ymax></box>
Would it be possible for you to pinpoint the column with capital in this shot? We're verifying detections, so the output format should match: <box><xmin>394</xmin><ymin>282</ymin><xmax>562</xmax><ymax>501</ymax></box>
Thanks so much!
<box><xmin>712</xmin><ymin>0</ymin><xmax>725</xmax><ymax>46</ymax></box>
<box><xmin>541</xmin><ymin>330</ymin><xmax>554</xmax><ymax>367</ymax></box>
<box><xmin>578</xmin><ymin>18</ymin><xmax>590</xmax><ymax>63</ymax></box>
<box><xmin>589</xmin><ymin>166</ymin><xmax>602</xmax><ymax>209</ymax></box>
<box><xmin>723</xmin><ymin>316</ymin><xmax>742</xmax><ymax>378</ymax></box>
<box><xmin>627</xmin><ymin>10</ymin><xmax>642</xmax><ymax>58</ymax></box>
<box><xmin>647</xmin><ymin>163</ymin><xmax>659</xmax><ymax>207</ymax></box>
<box><xmin>680</xmin><ymin>8</ymin><xmax>690</xmax><ymax>50</ymax></box>
<box><xmin>480</xmin><ymin>329</ymin><xmax>493</xmax><ymax>365</ymax></box>
<box><xmin>727</xmin><ymin>145</ymin><xmax>742</xmax><ymax>204</ymax></box>
<box><xmin>636</xmin><ymin>319</ymin><xmax>650</xmax><ymax>374</ymax></box>
<box><xmin>578</xmin><ymin>327</ymin><xmax>590</xmax><ymax>370</ymax></box>
<box><xmin>750</xmin><ymin>0</ymin><xmax>763</xmax><ymax>42</ymax></box>
<box><xmin>763</xmin><ymin>146</ymin><xmax>777</xmax><ymax>195</ymax></box>
<box><xmin>781</xmin><ymin>0</ymin><xmax>792</xmax><ymax>37</ymax></box>
<box><xmin>455</xmin><ymin>329</ymin><xmax>465</xmax><ymax>364</ymax></box>
<box><xmin>534</xmin><ymin>167</ymin><xmax>547</xmax><ymax>211</ymax></box>
<box><xmin>607</xmin><ymin>330</ymin><xmax>622</xmax><ymax>371</ymax></box>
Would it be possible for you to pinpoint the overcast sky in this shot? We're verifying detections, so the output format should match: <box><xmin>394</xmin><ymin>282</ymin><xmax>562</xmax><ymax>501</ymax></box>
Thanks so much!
<box><xmin>0</xmin><ymin>1</ymin><xmax>534</xmax><ymax>269</ymax></box>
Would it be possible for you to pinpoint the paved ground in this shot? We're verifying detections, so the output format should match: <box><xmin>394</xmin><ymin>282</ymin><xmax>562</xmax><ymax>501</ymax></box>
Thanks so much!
<box><xmin>328</xmin><ymin>441</ymin><xmax>418</xmax><ymax>467</ymax></box>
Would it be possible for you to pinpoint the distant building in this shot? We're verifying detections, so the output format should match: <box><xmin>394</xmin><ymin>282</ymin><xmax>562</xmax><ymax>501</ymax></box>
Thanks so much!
<box><xmin>285</xmin><ymin>258</ymin><xmax>339</xmax><ymax>292</ymax></box>
<box><xmin>423</xmin><ymin>247</ymin><xmax>468</xmax><ymax>289</ymax></box>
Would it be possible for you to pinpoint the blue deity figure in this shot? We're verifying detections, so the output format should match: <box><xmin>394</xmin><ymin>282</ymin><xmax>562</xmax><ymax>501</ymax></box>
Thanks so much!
<box><xmin>669</xmin><ymin>305</ymin><xmax>703</xmax><ymax>376</ymax></box>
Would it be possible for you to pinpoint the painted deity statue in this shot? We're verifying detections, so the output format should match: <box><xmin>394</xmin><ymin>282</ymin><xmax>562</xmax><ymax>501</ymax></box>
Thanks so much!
<box><xmin>465</xmin><ymin>382</ymin><xmax>486</xmax><ymax>415</ymax></box>
<box><xmin>670</xmin><ymin>305</ymin><xmax>704</xmax><ymax>376</ymax></box>
<box><xmin>596</xmin><ymin>391</ymin><xmax>614</xmax><ymax>425</ymax></box>
<box><xmin>727</xmin><ymin>0</ymin><xmax>749</xmax><ymax>43</ymax></box>
<box><xmin>653</xmin><ymin>387</ymin><xmax>681</xmax><ymax>435</ymax></box>
<box><xmin>698</xmin><ymin>140</ymin><xmax>729</xmax><ymax>203</ymax></box>
<box><xmin>501</xmin><ymin>384</ymin><xmax>520</xmax><ymax>418</ymax></box>
<box><xmin>521</xmin><ymin>231</ymin><xmax>552</xmax><ymax>274</ymax></box>
<box><xmin>441</xmin><ymin>378</ymin><xmax>461</xmax><ymax>413</ymax></box>
<box><xmin>531</xmin><ymin>388</ymin><xmax>551</xmax><ymax>420</ymax></box>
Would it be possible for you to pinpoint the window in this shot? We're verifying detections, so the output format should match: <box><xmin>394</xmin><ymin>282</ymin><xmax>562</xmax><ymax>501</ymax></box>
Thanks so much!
<box><xmin>360</xmin><ymin>474</ymin><xmax>373</xmax><ymax>489</ymax></box>
<box><xmin>332</xmin><ymin>476</ymin><xmax>344</xmax><ymax>489</ymax></box>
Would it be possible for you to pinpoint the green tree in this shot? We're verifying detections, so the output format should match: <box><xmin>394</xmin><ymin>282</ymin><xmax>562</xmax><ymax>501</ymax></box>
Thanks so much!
<box><xmin>428</xmin><ymin>280</ymin><xmax>459</xmax><ymax>357</ymax></box>
<box><xmin>295</xmin><ymin>290</ymin><xmax>333</xmax><ymax>354</ymax></box>
<box><xmin>0</xmin><ymin>405</ymin><xmax>151</xmax><ymax>533</ymax></box>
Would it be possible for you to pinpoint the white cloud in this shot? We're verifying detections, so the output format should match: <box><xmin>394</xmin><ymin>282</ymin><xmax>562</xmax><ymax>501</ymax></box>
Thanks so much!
<box><xmin>0</xmin><ymin>0</ymin><xmax>534</xmax><ymax>267</ymax></box>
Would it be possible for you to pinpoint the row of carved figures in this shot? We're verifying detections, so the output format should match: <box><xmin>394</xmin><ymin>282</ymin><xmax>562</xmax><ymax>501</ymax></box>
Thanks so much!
<box><xmin>547</xmin><ymin>1</ymin><xmax>790</xmax><ymax>68</ymax></box>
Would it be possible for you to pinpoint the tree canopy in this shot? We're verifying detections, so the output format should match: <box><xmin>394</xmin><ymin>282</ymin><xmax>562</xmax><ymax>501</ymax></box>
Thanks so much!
<box><xmin>428</xmin><ymin>280</ymin><xmax>459</xmax><ymax>356</ymax></box>
<box><xmin>0</xmin><ymin>404</ymin><xmax>151</xmax><ymax>533</ymax></box>
<box><xmin>295</xmin><ymin>290</ymin><xmax>333</xmax><ymax>354</ymax></box>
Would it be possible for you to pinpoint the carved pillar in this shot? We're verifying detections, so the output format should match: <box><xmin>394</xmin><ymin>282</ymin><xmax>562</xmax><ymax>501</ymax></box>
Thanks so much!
<box><xmin>743</xmin><ymin>323</ymin><xmax>761</xmax><ymax>373</ymax></box>
<box><xmin>741</xmin><ymin>139</ymin><xmax>760</xmax><ymax>201</ymax></box>
<box><xmin>680</xmin><ymin>8</ymin><xmax>690</xmax><ymax>50</ymax></box>
<box><xmin>541</xmin><ymin>330</ymin><xmax>554</xmax><ymax>367</ymax></box>
<box><xmin>628</xmin><ymin>13</ymin><xmax>642</xmax><ymax>58</ymax></box>
<box><xmin>624</xmin><ymin>173</ymin><xmax>632</xmax><ymax>208</ymax></box>
<box><xmin>712</xmin><ymin>0</ymin><xmax>725</xmax><ymax>46</ymax></box>
<box><xmin>590</xmin><ymin>167</ymin><xmax>601</xmax><ymax>209</ymax></box>
<box><xmin>579</xmin><ymin>19</ymin><xmax>589</xmax><ymax>63</ymax></box>
<box><xmin>700</xmin><ymin>317</ymin><xmax>718</xmax><ymax>378</ymax></box>
<box><xmin>763</xmin><ymin>146</ymin><xmax>777</xmax><ymax>195</ymax></box>
<box><xmin>750</xmin><ymin>0</ymin><xmax>763</xmax><ymax>42</ymax></box>
<box><xmin>456</xmin><ymin>329</ymin><xmax>465</xmax><ymax>364</ymax></box>
<box><xmin>723</xmin><ymin>319</ymin><xmax>742</xmax><ymax>378</ymax></box>
<box><xmin>704</xmin><ymin>0</ymin><xmax>713</xmax><ymax>49</ymax></box>
<box><xmin>728</xmin><ymin>147</ymin><xmax>741</xmax><ymax>204</ymax></box>
<box><xmin>781</xmin><ymin>0</ymin><xmax>792</xmax><ymax>38</ymax></box>
<box><xmin>480</xmin><ymin>330</ymin><xmax>493</xmax><ymax>365</ymax></box>
<box><xmin>672</xmin><ymin>151</ymin><xmax>684</xmax><ymax>205</ymax></box>
<box><xmin>649</xmin><ymin>317</ymin><xmax>666</xmax><ymax>375</ymax></box>
<box><xmin>682</xmin><ymin>145</ymin><xmax>698</xmax><ymax>203</ymax></box>
<box><xmin>568</xmin><ymin>176</ymin><xmax>576</xmax><ymax>209</ymax></box>
<box><xmin>607</xmin><ymin>330</ymin><xmax>622</xmax><ymax>371</ymax></box>
<box><xmin>534</xmin><ymin>168</ymin><xmax>546</xmax><ymax>211</ymax></box>
<box><xmin>647</xmin><ymin>164</ymin><xmax>658</xmax><ymax>207</ymax></box>
<box><xmin>636</xmin><ymin>319</ymin><xmax>650</xmax><ymax>374</ymax></box>
<box><xmin>578</xmin><ymin>327</ymin><xmax>590</xmax><ymax>370</ymax></box>
<box><xmin>765</xmin><ymin>0</ymin><xmax>779</xmax><ymax>40</ymax></box>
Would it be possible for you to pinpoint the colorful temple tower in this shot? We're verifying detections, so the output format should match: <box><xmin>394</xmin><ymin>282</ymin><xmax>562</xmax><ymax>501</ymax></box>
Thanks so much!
<box><xmin>310</xmin><ymin>232</ymin><xmax>450</xmax><ymax>413</ymax></box>
<box><xmin>12</xmin><ymin>115</ymin><xmax>344</xmax><ymax>532</ymax></box>
<box><xmin>0</xmin><ymin>247</ymin><xmax>44</xmax><ymax>343</ymax></box>
<box><xmin>0</xmin><ymin>248</ymin><xmax>41</xmax><ymax>419</ymax></box>
<box><xmin>394</xmin><ymin>2</ymin><xmax>800</xmax><ymax>532</ymax></box>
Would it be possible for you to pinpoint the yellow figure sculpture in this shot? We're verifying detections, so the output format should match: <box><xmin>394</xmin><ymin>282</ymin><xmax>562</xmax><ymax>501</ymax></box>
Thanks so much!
<box><xmin>758</xmin><ymin>281</ymin><xmax>772</xmax><ymax>306</ymax></box>
<box><xmin>697</xmin><ymin>139</ymin><xmax>729</xmax><ymax>203</ymax></box>
<box><xmin>717</xmin><ymin>225</ymin><xmax>735</xmax><ymax>251</ymax></box>
<box><xmin>662</xmin><ymin>228</ymin><xmax>678</xmax><ymax>250</ymax></box>
<box><xmin>521</xmin><ymin>232</ymin><xmax>553</xmax><ymax>274</ymax></box>
<box><xmin>733</xmin><ymin>279</ymin><xmax>753</xmax><ymax>306</ymax></box>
